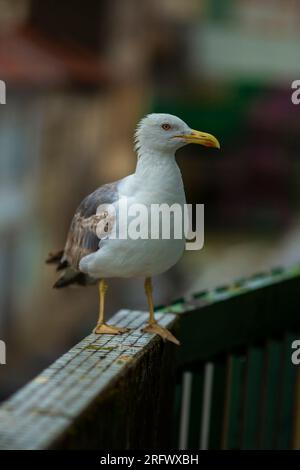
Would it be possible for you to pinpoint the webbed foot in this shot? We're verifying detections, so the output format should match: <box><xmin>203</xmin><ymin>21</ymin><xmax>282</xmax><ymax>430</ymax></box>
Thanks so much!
<box><xmin>142</xmin><ymin>322</ymin><xmax>180</xmax><ymax>346</ymax></box>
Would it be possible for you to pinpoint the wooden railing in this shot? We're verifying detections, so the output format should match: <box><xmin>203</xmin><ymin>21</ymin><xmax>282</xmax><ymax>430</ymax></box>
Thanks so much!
<box><xmin>0</xmin><ymin>265</ymin><xmax>300</xmax><ymax>449</ymax></box>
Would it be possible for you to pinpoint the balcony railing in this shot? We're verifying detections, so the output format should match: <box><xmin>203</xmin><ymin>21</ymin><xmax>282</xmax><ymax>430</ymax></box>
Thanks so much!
<box><xmin>0</xmin><ymin>265</ymin><xmax>300</xmax><ymax>449</ymax></box>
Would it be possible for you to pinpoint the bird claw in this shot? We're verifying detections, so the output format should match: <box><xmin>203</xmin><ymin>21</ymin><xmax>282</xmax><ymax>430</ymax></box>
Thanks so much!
<box><xmin>142</xmin><ymin>322</ymin><xmax>180</xmax><ymax>346</ymax></box>
<box><xmin>93</xmin><ymin>323</ymin><xmax>130</xmax><ymax>335</ymax></box>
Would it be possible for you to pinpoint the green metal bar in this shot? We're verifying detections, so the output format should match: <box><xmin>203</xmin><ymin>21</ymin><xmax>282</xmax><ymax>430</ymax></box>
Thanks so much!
<box><xmin>276</xmin><ymin>332</ymin><xmax>299</xmax><ymax>449</ymax></box>
<box><xmin>160</xmin><ymin>267</ymin><xmax>300</xmax><ymax>315</ymax></box>
<box><xmin>241</xmin><ymin>346</ymin><xmax>264</xmax><ymax>449</ymax></box>
<box><xmin>260</xmin><ymin>339</ymin><xmax>282</xmax><ymax>449</ymax></box>
<box><xmin>292</xmin><ymin>367</ymin><xmax>300</xmax><ymax>449</ymax></box>
<box><xmin>178</xmin><ymin>372</ymin><xmax>193</xmax><ymax>449</ymax></box>
<box><xmin>223</xmin><ymin>354</ymin><xmax>246</xmax><ymax>449</ymax></box>
<box><xmin>187</xmin><ymin>369</ymin><xmax>204</xmax><ymax>449</ymax></box>
<box><xmin>208</xmin><ymin>358</ymin><xmax>227</xmax><ymax>449</ymax></box>
<box><xmin>157</xmin><ymin>265</ymin><xmax>300</xmax><ymax>367</ymax></box>
<box><xmin>173</xmin><ymin>381</ymin><xmax>183</xmax><ymax>448</ymax></box>
<box><xmin>199</xmin><ymin>363</ymin><xmax>214</xmax><ymax>450</ymax></box>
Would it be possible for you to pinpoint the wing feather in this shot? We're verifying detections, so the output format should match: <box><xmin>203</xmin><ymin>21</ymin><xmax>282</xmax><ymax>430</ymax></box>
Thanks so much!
<box><xmin>63</xmin><ymin>181</ymin><xmax>119</xmax><ymax>270</ymax></box>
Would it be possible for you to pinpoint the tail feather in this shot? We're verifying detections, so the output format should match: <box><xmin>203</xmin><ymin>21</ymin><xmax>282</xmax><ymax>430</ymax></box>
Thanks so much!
<box><xmin>56</xmin><ymin>260</ymin><xmax>69</xmax><ymax>271</ymax></box>
<box><xmin>47</xmin><ymin>249</ymin><xmax>95</xmax><ymax>289</ymax></box>
<box><xmin>46</xmin><ymin>249</ymin><xmax>69</xmax><ymax>272</ymax></box>
<box><xmin>46</xmin><ymin>250</ymin><xmax>64</xmax><ymax>264</ymax></box>
<box><xmin>53</xmin><ymin>269</ymin><xmax>92</xmax><ymax>288</ymax></box>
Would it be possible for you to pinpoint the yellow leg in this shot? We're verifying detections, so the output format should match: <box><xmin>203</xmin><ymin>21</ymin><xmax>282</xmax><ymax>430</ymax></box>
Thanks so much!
<box><xmin>142</xmin><ymin>277</ymin><xmax>180</xmax><ymax>346</ymax></box>
<box><xmin>93</xmin><ymin>279</ymin><xmax>129</xmax><ymax>335</ymax></box>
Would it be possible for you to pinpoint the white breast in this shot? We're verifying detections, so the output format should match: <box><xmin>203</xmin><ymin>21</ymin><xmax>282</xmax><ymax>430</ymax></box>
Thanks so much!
<box><xmin>79</xmin><ymin>153</ymin><xmax>186</xmax><ymax>279</ymax></box>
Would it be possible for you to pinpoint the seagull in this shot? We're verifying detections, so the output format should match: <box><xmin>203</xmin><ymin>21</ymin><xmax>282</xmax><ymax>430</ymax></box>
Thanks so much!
<box><xmin>47</xmin><ymin>114</ymin><xmax>220</xmax><ymax>345</ymax></box>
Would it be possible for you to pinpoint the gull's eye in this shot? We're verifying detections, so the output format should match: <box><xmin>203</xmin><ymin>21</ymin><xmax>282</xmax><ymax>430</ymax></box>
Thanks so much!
<box><xmin>161</xmin><ymin>123</ymin><xmax>171</xmax><ymax>131</ymax></box>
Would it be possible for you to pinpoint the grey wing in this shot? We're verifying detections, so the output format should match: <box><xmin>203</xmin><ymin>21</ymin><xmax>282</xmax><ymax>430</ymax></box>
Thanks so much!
<box><xmin>62</xmin><ymin>181</ymin><xmax>119</xmax><ymax>270</ymax></box>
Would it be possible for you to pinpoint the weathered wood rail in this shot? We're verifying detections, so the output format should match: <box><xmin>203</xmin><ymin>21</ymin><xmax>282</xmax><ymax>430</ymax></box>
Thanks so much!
<box><xmin>1</xmin><ymin>265</ymin><xmax>300</xmax><ymax>450</ymax></box>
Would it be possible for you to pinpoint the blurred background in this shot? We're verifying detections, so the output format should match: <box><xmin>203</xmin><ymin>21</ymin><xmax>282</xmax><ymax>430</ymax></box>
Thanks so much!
<box><xmin>1</xmin><ymin>0</ymin><xmax>300</xmax><ymax>400</ymax></box>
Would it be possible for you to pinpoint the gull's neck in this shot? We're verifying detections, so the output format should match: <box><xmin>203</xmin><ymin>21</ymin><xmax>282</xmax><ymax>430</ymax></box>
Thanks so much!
<box><xmin>135</xmin><ymin>148</ymin><xmax>177</xmax><ymax>179</ymax></box>
<box><xmin>133</xmin><ymin>147</ymin><xmax>185</xmax><ymax>201</ymax></box>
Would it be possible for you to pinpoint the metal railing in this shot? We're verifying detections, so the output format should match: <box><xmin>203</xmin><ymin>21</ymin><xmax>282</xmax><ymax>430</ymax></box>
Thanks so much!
<box><xmin>0</xmin><ymin>265</ymin><xmax>300</xmax><ymax>449</ymax></box>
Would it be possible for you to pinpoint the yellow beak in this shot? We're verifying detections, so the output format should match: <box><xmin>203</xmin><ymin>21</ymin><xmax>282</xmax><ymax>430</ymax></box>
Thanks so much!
<box><xmin>179</xmin><ymin>129</ymin><xmax>220</xmax><ymax>149</ymax></box>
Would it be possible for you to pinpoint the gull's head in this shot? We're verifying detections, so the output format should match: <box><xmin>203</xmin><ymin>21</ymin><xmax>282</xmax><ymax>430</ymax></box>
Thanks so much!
<box><xmin>135</xmin><ymin>113</ymin><xmax>220</xmax><ymax>156</ymax></box>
